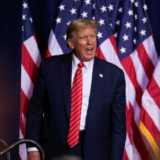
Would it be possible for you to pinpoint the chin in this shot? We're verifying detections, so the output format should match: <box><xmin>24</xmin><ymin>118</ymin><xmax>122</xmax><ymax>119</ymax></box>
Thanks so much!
<box><xmin>84</xmin><ymin>56</ymin><xmax>95</xmax><ymax>61</ymax></box>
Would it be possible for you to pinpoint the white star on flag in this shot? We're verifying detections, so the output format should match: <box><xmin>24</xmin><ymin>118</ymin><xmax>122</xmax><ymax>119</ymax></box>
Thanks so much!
<box><xmin>143</xmin><ymin>4</ymin><xmax>148</xmax><ymax>10</ymax></box>
<box><xmin>30</xmin><ymin>17</ymin><xmax>33</xmax><ymax>23</ymax></box>
<box><xmin>133</xmin><ymin>39</ymin><xmax>136</xmax><ymax>44</ymax></box>
<box><xmin>100</xmin><ymin>6</ymin><xmax>107</xmax><ymax>12</ymax></box>
<box><xmin>142</xmin><ymin>17</ymin><xmax>147</xmax><ymax>23</ymax></box>
<box><xmin>130</xmin><ymin>0</ymin><xmax>134</xmax><ymax>3</ymax></box>
<box><xmin>56</xmin><ymin>17</ymin><xmax>62</xmax><ymax>24</ymax></box>
<box><xmin>22</xmin><ymin>26</ymin><xmax>24</xmax><ymax>31</ymax></box>
<box><xmin>118</xmin><ymin>8</ymin><xmax>123</xmax><ymax>13</ymax></box>
<box><xmin>135</xmin><ymin>2</ymin><xmax>138</xmax><ymax>7</ymax></box>
<box><xmin>59</xmin><ymin>4</ymin><xmax>65</xmax><ymax>11</ymax></box>
<box><xmin>99</xmin><ymin>19</ymin><xmax>105</xmax><ymax>25</ymax></box>
<box><xmin>108</xmin><ymin>4</ymin><xmax>113</xmax><ymax>11</ymax></box>
<box><xmin>122</xmin><ymin>34</ymin><xmax>129</xmax><ymax>41</ymax></box>
<box><xmin>85</xmin><ymin>0</ymin><xmax>91</xmax><ymax>5</ymax></box>
<box><xmin>23</xmin><ymin>2</ymin><xmax>28</xmax><ymax>9</ymax></box>
<box><xmin>114</xmin><ymin>33</ymin><xmax>118</xmax><ymax>38</ymax></box>
<box><xmin>125</xmin><ymin>22</ymin><xmax>131</xmax><ymax>28</ymax></box>
<box><xmin>81</xmin><ymin>11</ymin><xmax>88</xmax><ymax>18</ymax></box>
<box><xmin>134</xmin><ymin>27</ymin><xmax>137</xmax><ymax>32</ymax></box>
<box><xmin>22</xmin><ymin>15</ymin><xmax>26</xmax><ymax>20</ymax></box>
<box><xmin>128</xmin><ymin>10</ymin><xmax>133</xmax><ymax>16</ymax></box>
<box><xmin>110</xmin><ymin>24</ymin><xmax>112</xmax><ymax>28</ymax></box>
<box><xmin>135</xmin><ymin>14</ymin><xmax>138</xmax><ymax>20</ymax></box>
<box><xmin>66</xmin><ymin>21</ymin><xmax>71</xmax><ymax>25</ymax></box>
<box><xmin>97</xmin><ymin>32</ymin><xmax>103</xmax><ymax>39</ymax></box>
<box><xmin>63</xmin><ymin>34</ymin><xmax>67</xmax><ymax>40</ymax></box>
<box><xmin>116</xmin><ymin>20</ymin><xmax>120</xmax><ymax>25</ymax></box>
<box><xmin>70</xmin><ymin>8</ymin><xmax>76</xmax><ymax>14</ymax></box>
<box><xmin>93</xmin><ymin>4</ymin><xmax>95</xmax><ymax>9</ymax></box>
<box><xmin>120</xmin><ymin>47</ymin><xmax>126</xmax><ymax>54</ymax></box>
<box><xmin>92</xmin><ymin>16</ymin><xmax>95</xmax><ymax>20</ymax></box>
<box><xmin>140</xmin><ymin>30</ymin><xmax>146</xmax><ymax>36</ymax></box>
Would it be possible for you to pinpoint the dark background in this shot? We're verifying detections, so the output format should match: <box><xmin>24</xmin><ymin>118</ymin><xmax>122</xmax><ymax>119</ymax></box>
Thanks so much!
<box><xmin>0</xmin><ymin>0</ymin><xmax>159</xmax><ymax>159</ymax></box>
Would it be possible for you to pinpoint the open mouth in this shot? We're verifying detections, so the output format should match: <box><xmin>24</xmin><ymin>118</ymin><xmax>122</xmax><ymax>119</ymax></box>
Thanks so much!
<box><xmin>86</xmin><ymin>48</ymin><xmax>93</xmax><ymax>54</ymax></box>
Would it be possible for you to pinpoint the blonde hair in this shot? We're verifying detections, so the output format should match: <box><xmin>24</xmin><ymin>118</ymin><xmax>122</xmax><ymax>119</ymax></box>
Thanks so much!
<box><xmin>66</xmin><ymin>19</ymin><xmax>98</xmax><ymax>48</ymax></box>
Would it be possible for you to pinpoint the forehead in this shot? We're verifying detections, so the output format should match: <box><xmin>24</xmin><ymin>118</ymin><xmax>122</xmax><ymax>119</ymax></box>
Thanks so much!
<box><xmin>76</xmin><ymin>27</ymin><xmax>96</xmax><ymax>35</ymax></box>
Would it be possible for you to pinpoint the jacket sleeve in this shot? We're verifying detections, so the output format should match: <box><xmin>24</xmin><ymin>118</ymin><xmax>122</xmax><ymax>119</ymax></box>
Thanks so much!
<box><xmin>25</xmin><ymin>59</ymin><xmax>45</xmax><ymax>147</ymax></box>
<box><xmin>110</xmin><ymin>70</ymin><xmax>126</xmax><ymax>160</ymax></box>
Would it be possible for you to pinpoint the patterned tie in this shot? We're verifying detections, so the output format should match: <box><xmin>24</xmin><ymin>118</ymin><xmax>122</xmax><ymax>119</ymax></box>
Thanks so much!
<box><xmin>67</xmin><ymin>62</ymin><xmax>85</xmax><ymax>148</ymax></box>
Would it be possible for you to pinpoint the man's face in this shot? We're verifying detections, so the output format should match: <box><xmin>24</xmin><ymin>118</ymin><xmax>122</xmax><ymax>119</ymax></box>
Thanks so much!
<box><xmin>67</xmin><ymin>27</ymin><xmax>97</xmax><ymax>62</ymax></box>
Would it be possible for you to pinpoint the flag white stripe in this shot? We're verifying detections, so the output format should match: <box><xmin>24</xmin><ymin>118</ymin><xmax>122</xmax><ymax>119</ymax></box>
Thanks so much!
<box><xmin>153</xmin><ymin>59</ymin><xmax>160</xmax><ymax>87</ymax></box>
<box><xmin>142</xmin><ymin>90</ymin><xmax>160</xmax><ymax>131</ymax></box>
<box><xmin>130</xmin><ymin>50</ymin><xmax>149</xmax><ymax>92</ymax></box>
<box><xmin>48</xmin><ymin>30</ymin><xmax>63</xmax><ymax>56</ymax></box>
<box><xmin>21</xmin><ymin>65</ymin><xmax>34</xmax><ymax>100</ymax></box>
<box><xmin>100</xmin><ymin>39</ymin><xmax>122</xmax><ymax>69</ymax></box>
<box><xmin>143</xmin><ymin>36</ymin><xmax>158</xmax><ymax>67</ymax></box>
<box><xmin>19</xmin><ymin>128</ymin><xmax>27</xmax><ymax>160</ymax></box>
<box><xmin>24</xmin><ymin>36</ymin><xmax>41</xmax><ymax>67</ymax></box>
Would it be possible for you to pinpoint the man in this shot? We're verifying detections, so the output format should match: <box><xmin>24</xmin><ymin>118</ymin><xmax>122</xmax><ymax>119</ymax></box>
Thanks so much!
<box><xmin>26</xmin><ymin>19</ymin><xmax>126</xmax><ymax>160</ymax></box>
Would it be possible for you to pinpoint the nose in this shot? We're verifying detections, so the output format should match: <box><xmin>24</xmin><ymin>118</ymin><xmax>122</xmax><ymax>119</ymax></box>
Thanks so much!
<box><xmin>87</xmin><ymin>37</ymin><xmax>92</xmax><ymax>45</ymax></box>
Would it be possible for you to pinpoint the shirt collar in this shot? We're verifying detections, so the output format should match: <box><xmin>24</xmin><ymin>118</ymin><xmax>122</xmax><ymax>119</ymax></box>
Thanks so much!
<box><xmin>72</xmin><ymin>54</ymin><xmax>94</xmax><ymax>69</ymax></box>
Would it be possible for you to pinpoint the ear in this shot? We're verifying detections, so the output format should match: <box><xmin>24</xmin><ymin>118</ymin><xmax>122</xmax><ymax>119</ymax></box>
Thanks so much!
<box><xmin>67</xmin><ymin>38</ymin><xmax>75</xmax><ymax>49</ymax></box>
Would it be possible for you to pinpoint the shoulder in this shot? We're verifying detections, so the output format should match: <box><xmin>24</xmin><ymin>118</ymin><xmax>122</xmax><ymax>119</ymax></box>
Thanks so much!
<box><xmin>44</xmin><ymin>53</ymin><xmax>71</xmax><ymax>63</ymax></box>
<box><xmin>40</xmin><ymin>53</ymin><xmax>72</xmax><ymax>67</ymax></box>
<box><xmin>95</xmin><ymin>56</ymin><xmax>124</xmax><ymax>75</ymax></box>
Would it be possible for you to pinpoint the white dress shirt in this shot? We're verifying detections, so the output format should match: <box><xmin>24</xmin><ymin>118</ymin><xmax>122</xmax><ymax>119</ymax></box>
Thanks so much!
<box><xmin>28</xmin><ymin>54</ymin><xmax>94</xmax><ymax>152</ymax></box>
<box><xmin>72</xmin><ymin>54</ymin><xmax>94</xmax><ymax>130</ymax></box>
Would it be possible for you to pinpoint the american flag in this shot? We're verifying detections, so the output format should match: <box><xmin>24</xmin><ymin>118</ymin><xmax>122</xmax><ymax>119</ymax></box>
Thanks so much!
<box><xmin>20</xmin><ymin>0</ymin><xmax>41</xmax><ymax>159</ymax></box>
<box><xmin>20</xmin><ymin>0</ymin><xmax>160</xmax><ymax>159</ymax></box>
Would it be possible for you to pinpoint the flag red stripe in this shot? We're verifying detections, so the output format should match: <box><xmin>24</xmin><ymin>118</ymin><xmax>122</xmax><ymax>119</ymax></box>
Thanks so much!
<box><xmin>45</xmin><ymin>48</ymin><xmax>52</xmax><ymax>58</ymax></box>
<box><xmin>19</xmin><ymin>155</ymin><xmax>22</xmax><ymax>160</ymax></box>
<box><xmin>96</xmin><ymin>47</ymin><xmax>106</xmax><ymax>61</ymax></box>
<box><xmin>20</xmin><ymin>89</ymin><xmax>29</xmax><ymax>138</ymax></box>
<box><xmin>137</xmin><ymin>43</ymin><xmax>155</xmax><ymax>80</ymax></box>
<box><xmin>22</xmin><ymin>43</ymin><xmax>38</xmax><ymax>84</ymax></box>
<box><xmin>129</xmin><ymin>102</ymin><xmax>152</xmax><ymax>160</ymax></box>
<box><xmin>33</xmin><ymin>34</ymin><xmax>37</xmax><ymax>42</ymax></box>
<box><xmin>109</xmin><ymin>34</ymin><xmax>119</xmax><ymax>58</ymax></box>
<box><xmin>141</xmin><ymin>107</ymin><xmax>160</xmax><ymax>145</ymax></box>
<box><xmin>121</xmin><ymin>56</ymin><xmax>143</xmax><ymax>108</ymax></box>
<box><xmin>20</xmin><ymin>115</ymin><xmax>25</xmax><ymax>138</ymax></box>
<box><xmin>126</xmin><ymin>104</ymin><xmax>133</xmax><ymax>145</ymax></box>
<box><xmin>20</xmin><ymin>89</ymin><xmax>29</xmax><ymax>118</ymax></box>
<box><xmin>123</xmin><ymin>149</ymin><xmax>129</xmax><ymax>160</ymax></box>
<box><xmin>147</xmin><ymin>77</ymin><xmax>160</xmax><ymax>109</ymax></box>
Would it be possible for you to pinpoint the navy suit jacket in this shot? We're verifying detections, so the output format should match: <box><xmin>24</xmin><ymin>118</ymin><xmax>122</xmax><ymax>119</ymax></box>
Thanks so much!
<box><xmin>26</xmin><ymin>53</ymin><xmax>126</xmax><ymax>160</ymax></box>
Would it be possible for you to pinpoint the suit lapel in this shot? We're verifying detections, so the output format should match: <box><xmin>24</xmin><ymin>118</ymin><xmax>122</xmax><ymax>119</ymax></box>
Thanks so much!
<box><xmin>85</xmin><ymin>57</ymin><xmax>102</xmax><ymax>129</ymax></box>
<box><xmin>60</xmin><ymin>53</ymin><xmax>72</xmax><ymax>121</ymax></box>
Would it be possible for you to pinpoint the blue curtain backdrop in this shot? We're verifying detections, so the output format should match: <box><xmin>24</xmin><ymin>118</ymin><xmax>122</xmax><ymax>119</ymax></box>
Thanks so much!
<box><xmin>0</xmin><ymin>0</ymin><xmax>159</xmax><ymax>159</ymax></box>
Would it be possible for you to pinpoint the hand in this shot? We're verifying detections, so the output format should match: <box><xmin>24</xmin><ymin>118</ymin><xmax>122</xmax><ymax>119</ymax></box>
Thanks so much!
<box><xmin>27</xmin><ymin>151</ymin><xmax>40</xmax><ymax>160</ymax></box>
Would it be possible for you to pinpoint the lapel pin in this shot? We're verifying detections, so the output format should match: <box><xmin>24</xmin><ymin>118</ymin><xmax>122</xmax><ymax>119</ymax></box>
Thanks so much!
<box><xmin>99</xmin><ymin>74</ymin><xmax>103</xmax><ymax>78</ymax></box>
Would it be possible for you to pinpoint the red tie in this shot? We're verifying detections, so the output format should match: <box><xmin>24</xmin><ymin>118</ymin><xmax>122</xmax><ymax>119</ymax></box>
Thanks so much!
<box><xmin>67</xmin><ymin>62</ymin><xmax>85</xmax><ymax>148</ymax></box>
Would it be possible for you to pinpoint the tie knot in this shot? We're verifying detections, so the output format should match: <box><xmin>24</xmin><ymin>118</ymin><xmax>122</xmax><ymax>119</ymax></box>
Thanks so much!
<box><xmin>78</xmin><ymin>62</ymin><xmax>85</xmax><ymax>69</ymax></box>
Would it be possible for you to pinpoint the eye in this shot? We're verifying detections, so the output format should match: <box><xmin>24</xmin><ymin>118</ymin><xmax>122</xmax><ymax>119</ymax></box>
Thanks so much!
<box><xmin>81</xmin><ymin>37</ymin><xmax>85</xmax><ymax>40</ymax></box>
<box><xmin>91</xmin><ymin>35</ymin><xmax>95</xmax><ymax>38</ymax></box>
